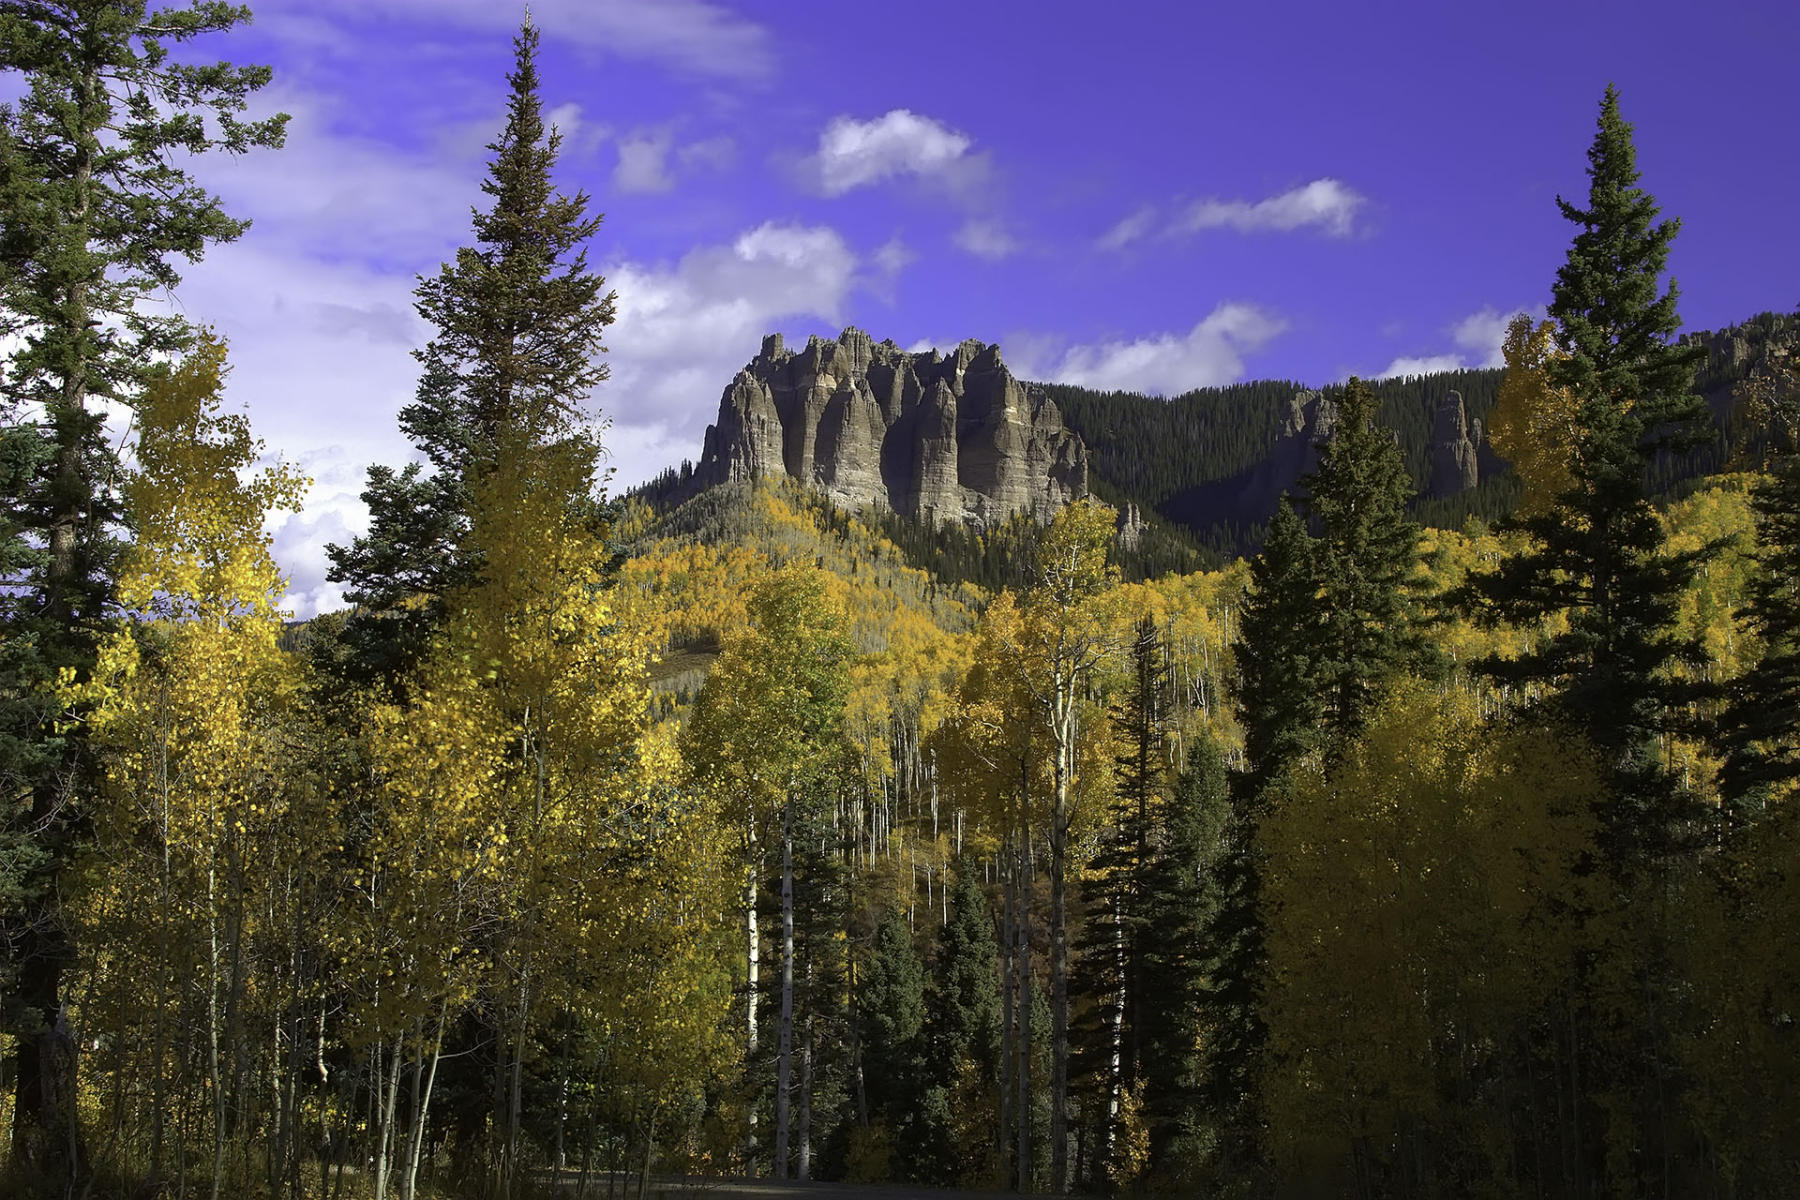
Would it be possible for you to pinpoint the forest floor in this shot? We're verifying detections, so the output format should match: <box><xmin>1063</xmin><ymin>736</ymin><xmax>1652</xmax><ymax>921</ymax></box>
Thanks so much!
<box><xmin>555</xmin><ymin>1176</ymin><xmax>1006</xmax><ymax>1200</ymax></box>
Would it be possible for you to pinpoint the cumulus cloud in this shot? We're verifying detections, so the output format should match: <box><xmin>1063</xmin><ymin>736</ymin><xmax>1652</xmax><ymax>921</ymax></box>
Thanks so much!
<box><xmin>1373</xmin><ymin>305</ymin><xmax>1537</xmax><ymax>379</ymax></box>
<box><xmin>808</xmin><ymin>109</ymin><xmax>977</xmax><ymax>196</ymax></box>
<box><xmin>267</xmin><ymin>0</ymin><xmax>776</xmax><ymax>83</ymax></box>
<box><xmin>1030</xmin><ymin>303</ymin><xmax>1287</xmax><ymax>396</ymax></box>
<box><xmin>600</xmin><ymin>221</ymin><xmax>862</xmax><ymax>476</ymax></box>
<box><xmin>612</xmin><ymin>130</ymin><xmax>736</xmax><ymax>194</ymax></box>
<box><xmin>952</xmin><ymin>219</ymin><xmax>1019</xmax><ymax>261</ymax></box>
<box><xmin>1451</xmin><ymin>306</ymin><xmax>1527</xmax><ymax>368</ymax></box>
<box><xmin>874</xmin><ymin>238</ymin><xmax>916</xmax><ymax>277</ymax></box>
<box><xmin>1176</xmin><ymin>178</ymin><xmax>1366</xmax><ymax>237</ymax></box>
<box><xmin>1098</xmin><ymin>206</ymin><xmax>1158</xmax><ymax>251</ymax></box>
<box><xmin>613</xmin><ymin>133</ymin><xmax>675</xmax><ymax>193</ymax></box>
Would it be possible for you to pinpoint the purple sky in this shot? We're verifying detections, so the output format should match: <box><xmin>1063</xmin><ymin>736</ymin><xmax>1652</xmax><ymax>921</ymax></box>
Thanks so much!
<box><xmin>134</xmin><ymin>0</ymin><xmax>1799</xmax><ymax>616</ymax></box>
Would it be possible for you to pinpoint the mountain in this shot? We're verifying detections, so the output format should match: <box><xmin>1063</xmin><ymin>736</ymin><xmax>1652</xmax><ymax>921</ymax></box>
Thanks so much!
<box><xmin>677</xmin><ymin>326</ymin><xmax>1089</xmax><ymax>528</ymax></box>
<box><xmin>635</xmin><ymin>311</ymin><xmax>1797</xmax><ymax>581</ymax></box>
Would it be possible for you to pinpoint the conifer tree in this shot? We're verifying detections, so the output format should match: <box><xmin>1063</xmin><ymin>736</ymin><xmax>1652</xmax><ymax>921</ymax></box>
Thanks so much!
<box><xmin>1072</xmin><ymin>615</ymin><xmax>1164</xmax><ymax>1184</ymax></box>
<box><xmin>1138</xmin><ymin>736</ymin><xmax>1230</xmax><ymax>1178</ymax></box>
<box><xmin>1463</xmin><ymin>84</ymin><xmax>1709</xmax><ymax>866</ymax></box>
<box><xmin>0</xmin><ymin>3</ymin><xmax>285</xmax><ymax>1183</ymax></box>
<box><xmin>326</xmin><ymin>13</ymin><xmax>616</xmax><ymax>691</ymax></box>
<box><xmin>1208</xmin><ymin>385</ymin><xmax>1425</xmax><ymax>1185</ymax></box>
<box><xmin>1306</xmin><ymin>377</ymin><xmax>1433</xmax><ymax>738</ymax></box>
<box><xmin>921</xmin><ymin>863</ymin><xmax>1002</xmax><ymax>1184</ymax></box>
<box><xmin>857</xmin><ymin>907</ymin><xmax>927</xmax><ymax>1171</ymax></box>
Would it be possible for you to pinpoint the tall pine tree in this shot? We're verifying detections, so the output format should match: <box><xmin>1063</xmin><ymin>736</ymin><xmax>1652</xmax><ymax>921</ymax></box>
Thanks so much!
<box><xmin>0</xmin><ymin>3</ymin><xmax>285</xmax><ymax>1185</ymax></box>
<box><xmin>1206</xmin><ymin>380</ymin><xmax>1427</xmax><ymax>1186</ymax></box>
<box><xmin>1463</xmin><ymin>85</ymin><xmax>1710</xmax><ymax>868</ymax></box>
<box><xmin>325</xmin><ymin>12</ymin><xmax>616</xmax><ymax>693</ymax></box>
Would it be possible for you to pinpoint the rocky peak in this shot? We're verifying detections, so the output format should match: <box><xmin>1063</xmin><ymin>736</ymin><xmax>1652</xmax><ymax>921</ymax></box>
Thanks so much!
<box><xmin>693</xmin><ymin>327</ymin><xmax>1089</xmax><ymax>528</ymax></box>
<box><xmin>1429</xmin><ymin>389</ymin><xmax>1481</xmax><ymax>496</ymax></box>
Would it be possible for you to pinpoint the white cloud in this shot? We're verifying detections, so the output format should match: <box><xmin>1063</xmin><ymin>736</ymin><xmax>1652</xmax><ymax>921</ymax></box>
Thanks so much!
<box><xmin>952</xmin><ymin>219</ymin><xmax>1019</xmax><ymax>261</ymax></box>
<box><xmin>265</xmin><ymin>0</ymin><xmax>775</xmax><ymax>83</ymax></box>
<box><xmin>1030</xmin><ymin>303</ymin><xmax>1287</xmax><ymax>396</ymax></box>
<box><xmin>1373</xmin><ymin>305</ymin><xmax>1538</xmax><ymax>379</ymax></box>
<box><xmin>614</xmin><ymin>132</ymin><xmax>675</xmax><ymax>193</ymax></box>
<box><xmin>612</xmin><ymin>130</ymin><xmax>736</xmax><ymax>194</ymax></box>
<box><xmin>1373</xmin><ymin>353</ymin><xmax>1466</xmax><ymax>381</ymax></box>
<box><xmin>1451</xmin><ymin>306</ymin><xmax>1528</xmax><ymax>368</ymax></box>
<box><xmin>874</xmin><ymin>237</ymin><xmax>916</xmax><ymax>277</ymax></box>
<box><xmin>1176</xmin><ymin>178</ymin><xmax>1366</xmax><ymax>237</ymax></box>
<box><xmin>677</xmin><ymin>136</ymin><xmax>736</xmax><ymax>172</ymax></box>
<box><xmin>545</xmin><ymin>102</ymin><xmax>583</xmax><ymax>141</ymax></box>
<box><xmin>199</xmin><ymin>84</ymin><xmax>483</xmax><ymax>269</ymax></box>
<box><xmin>1098</xmin><ymin>206</ymin><xmax>1157</xmax><ymax>251</ymax></box>
<box><xmin>808</xmin><ymin>109</ymin><xmax>976</xmax><ymax>196</ymax></box>
<box><xmin>600</xmin><ymin>222</ymin><xmax>862</xmax><ymax>479</ymax></box>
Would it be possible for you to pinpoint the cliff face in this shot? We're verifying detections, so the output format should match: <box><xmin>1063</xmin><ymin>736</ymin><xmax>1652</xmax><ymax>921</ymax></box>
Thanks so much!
<box><xmin>694</xmin><ymin>327</ymin><xmax>1089</xmax><ymax>528</ymax></box>
<box><xmin>1429</xmin><ymin>389</ymin><xmax>1482</xmax><ymax>497</ymax></box>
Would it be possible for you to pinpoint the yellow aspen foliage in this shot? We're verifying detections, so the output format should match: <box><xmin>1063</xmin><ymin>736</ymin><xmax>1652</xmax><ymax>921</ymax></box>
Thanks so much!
<box><xmin>1488</xmin><ymin>315</ymin><xmax>1583</xmax><ymax>516</ymax></box>
<box><xmin>1259</xmin><ymin>679</ymin><xmax>1600</xmax><ymax>1184</ymax></box>
<box><xmin>69</xmin><ymin>334</ymin><xmax>310</xmax><ymax>1183</ymax></box>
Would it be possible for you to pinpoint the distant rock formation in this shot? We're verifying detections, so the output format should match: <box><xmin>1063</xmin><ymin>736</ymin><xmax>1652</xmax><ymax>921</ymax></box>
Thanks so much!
<box><xmin>1117</xmin><ymin>501</ymin><xmax>1147</xmax><ymax>552</ymax></box>
<box><xmin>692</xmin><ymin>327</ymin><xmax>1089</xmax><ymax>528</ymax></box>
<box><xmin>1429</xmin><ymin>390</ymin><xmax>1481</xmax><ymax>496</ymax></box>
<box><xmin>1156</xmin><ymin>388</ymin><xmax>1339</xmax><ymax>536</ymax></box>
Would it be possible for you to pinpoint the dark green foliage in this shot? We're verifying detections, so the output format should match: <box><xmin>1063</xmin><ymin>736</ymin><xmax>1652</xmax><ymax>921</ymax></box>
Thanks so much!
<box><xmin>1305</xmin><ymin>377</ymin><xmax>1436</xmax><ymax>738</ymax></box>
<box><xmin>1138</xmin><ymin>737</ymin><xmax>1229</xmax><ymax>1178</ymax></box>
<box><xmin>0</xmin><ymin>3</ymin><xmax>284</xmax><ymax>1186</ymax></box>
<box><xmin>1460</xmin><ymin>85</ymin><xmax>1711</xmax><ymax>869</ymax></box>
<box><xmin>855</xmin><ymin>906</ymin><xmax>926</xmax><ymax>1170</ymax></box>
<box><xmin>1233</xmin><ymin>498</ymin><xmax>1324</xmax><ymax>791</ymax></box>
<box><xmin>325</xmin><ymin>16</ymin><xmax>615</xmax><ymax>693</ymax></box>
<box><xmin>918</xmin><ymin>864</ymin><xmax>1003</xmax><ymax>1183</ymax></box>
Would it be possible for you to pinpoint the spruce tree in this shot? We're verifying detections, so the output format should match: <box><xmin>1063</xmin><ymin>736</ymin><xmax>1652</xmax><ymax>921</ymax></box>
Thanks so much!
<box><xmin>920</xmin><ymin>865</ymin><xmax>1002</xmax><ymax>1185</ymax></box>
<box><xmin>1208</xmin><ymin>387</ymin><xmax>1426</xmax><ymax>1186</ymax></box>
<box><xmin>0</xmin><ymin>3</ymin><xmax>285</xmax><ymax>1184</ymax></box>
<box><xmin>1233</xmin><ymin>497</ymin><xmax>1324</xmax><ymax>794</ymax></box>
<box><xmin>1306</xmin><ymin>377</ymin><xmax>1433</xmax><ymax>738</ymax></box>
<box><xmin>1138</xmin><ymin>736</ymin><xmax>1230</xmax><ymax>1180</ymax></box>
<box><xmin>326</xmin><ymin>13</ymin><xmax>615</xmax><ymax>693</ymax></box>
<box><xmin>855</xmin><ymin>906</ymin><xmax>926</xmax><ymax>1172</ymax></box>
<box><xmin>1463</xmin><ymin>85</ymin><xmax>1709</xmax><ymax>867</ymax></box>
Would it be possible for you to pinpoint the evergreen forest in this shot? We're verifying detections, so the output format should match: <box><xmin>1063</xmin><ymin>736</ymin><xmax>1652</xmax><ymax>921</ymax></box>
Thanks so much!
<box><xmin>1</xmin><ymin>6</ymin><xmax>1797</xmax><ymax>1200</ymax></box>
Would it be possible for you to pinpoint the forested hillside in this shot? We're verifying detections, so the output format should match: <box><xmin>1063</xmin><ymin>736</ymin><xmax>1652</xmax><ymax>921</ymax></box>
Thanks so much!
<box><xmin>2</xmin><ymin>7</ymin><xmax>1797</xmax><ymax>1200</ymax></box>
<box><xmin>1043</xmin><ymin>312</ymin><xmax>1796</xmax><ymax>558</ymax></box>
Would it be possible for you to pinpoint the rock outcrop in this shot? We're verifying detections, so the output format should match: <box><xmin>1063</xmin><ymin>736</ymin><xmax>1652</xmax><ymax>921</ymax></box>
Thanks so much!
<box><xmin>1429</xmin><ymin>389</ymin><xmax>1481</xmax><ymax>496</ymax></box>
<box><xmin>693</xmin><ymin>327</ymin><xmax>1089</xmax><ymax>528</ymax></box>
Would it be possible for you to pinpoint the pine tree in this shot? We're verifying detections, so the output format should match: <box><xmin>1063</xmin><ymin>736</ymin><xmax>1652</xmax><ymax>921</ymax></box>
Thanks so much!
<box><xmin>1200</xmin><ymin>498</ymin><xmax>1317</xmax><ymax>1187</ymax></box>
<box><xmin>325</xmin><ymin>13</ymin><xmax>615</xmax><ymax>693</ymax></box>
<box><xmin>1457</xmin><ymin>86</ymin><xmax>1712</xmax><ymax>1194</ymax></box>
<box><xmin>1138</xmin><ymin>736</ymin><xmax>1230</xmax><ymax>1180</ymax></box>
<box><xmin>1232</xmin><ymin>497</ymin><xmax>1324</xmax><ymax>795</ymax></box>
<box><xmin>921</xmin><ymin>863</ymin><xmax>1002</xmax><ymax>1185</ymax></box>
<box><xmin>857</xmin><ymin>906</ymin><xmax>927</xmax><ymax>1174</ymax></box>
<box><xmin>1463</xmin><ymin>84</ymin><xmax>1710</xmax><ymax>867</ymax></box>
<box><xmin>0</xmin><ymin>4</ymin><xmax>285</xmax><ymax>1184</ymax></box>
<box><xmin>1208</xmin><ymin>385</ymin><xmax>1426</xmax><ymax>1186</ymax></box>
<box><xmin>1306</xmin><ymin>376</ymin><xmax>1433</xmax><ymax>738</ymax></box>
<box><xmin>1071</xmin><ymin>615</ymin><xmax>1164</xmax><ymax>1185</ymax></box>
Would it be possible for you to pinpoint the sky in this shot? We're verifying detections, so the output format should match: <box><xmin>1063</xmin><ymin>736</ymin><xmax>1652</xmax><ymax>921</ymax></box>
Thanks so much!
<box><xmin>114</xmin><ymin>0</ymin><xmax>1800</xmax><ymax>617</ymax></box>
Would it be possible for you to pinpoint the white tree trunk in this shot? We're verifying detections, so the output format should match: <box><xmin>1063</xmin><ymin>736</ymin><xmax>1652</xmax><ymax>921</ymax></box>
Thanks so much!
<box><xmin>774</xmin><ymin>806</ymin><xmax>794</xmax><ymax>1178</ymax></box>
